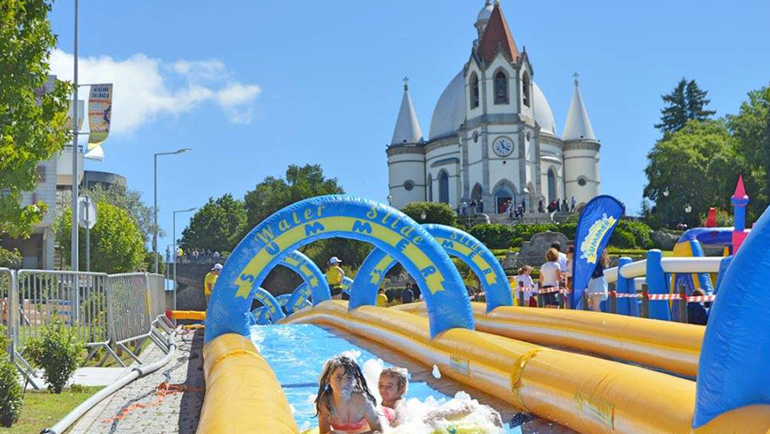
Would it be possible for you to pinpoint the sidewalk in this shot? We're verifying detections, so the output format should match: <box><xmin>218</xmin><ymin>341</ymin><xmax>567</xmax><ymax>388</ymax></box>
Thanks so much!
<box><xmin>68</xmin><ymin>329</ymin><xmax>205</xmax><ymax>434</ymax></box>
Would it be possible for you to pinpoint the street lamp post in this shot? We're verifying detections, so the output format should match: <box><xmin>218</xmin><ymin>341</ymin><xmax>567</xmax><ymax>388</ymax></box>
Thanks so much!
<box><xmin>387</xmin><ymin>194</ymin><xmax>393</xmax><ymax>207</ymax></box>
<box><xmin>154</xmin><ymin>148</ymin><xmax>191</xmax><ymax>273</ymax></box>
<box><xmin>662</xmin><ymin>188</ymin><xmax>670</xmax><ymax>229</ymax></box>
<box><xmin>70</xmin><ymin>0</ymin><xmax>80</xmax><ymax>271</ymax></box>
<box><xmin>172</xmin><ymin>207</ymin><xmax>197</xmax><ymax>311</ymax></box>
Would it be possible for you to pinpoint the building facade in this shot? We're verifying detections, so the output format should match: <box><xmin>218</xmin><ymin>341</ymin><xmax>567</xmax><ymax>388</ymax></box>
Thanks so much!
<box><xmin>387</xmin><ymin>1</ymin><xmax>601</xmax><ymax>213</ymax></box>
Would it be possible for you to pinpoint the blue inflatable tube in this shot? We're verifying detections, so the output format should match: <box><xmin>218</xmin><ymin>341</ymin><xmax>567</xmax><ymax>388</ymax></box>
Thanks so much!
<box><xmin>349</xmin><ymin>224</ymin><xmax>512</xmax><ymax>312</ymax></box>
<box><xmin>694</xmin><ymin>205</ymin><xmax>770</xmax><ymax>427</ymax></box>
<box><xmin>205</xmin><ymin>195</ymin><xmax>473</xmax><ymax>342</ymax></box>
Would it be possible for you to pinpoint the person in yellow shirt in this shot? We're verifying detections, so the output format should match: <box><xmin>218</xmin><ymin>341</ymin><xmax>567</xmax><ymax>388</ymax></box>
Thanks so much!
<box><xmin>204</xmin><ymin>263</ymin><xmax>222</xmax><ymax>306</ymax></box>
<box><xmin>376</xmin><ymin>288</ymin><xmax>388</xmax><ymax>307</ymax></box>
<box><xmin>326</xmin><ymin>257</ymin><xmax>345</xmax><ymax>299</ymax></box>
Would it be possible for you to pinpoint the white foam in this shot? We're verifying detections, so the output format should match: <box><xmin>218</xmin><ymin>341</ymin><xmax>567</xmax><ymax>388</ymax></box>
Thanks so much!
<box><xmin>432</xmin><ymin>364</ymin><xmax>442</xmax><ymax>379</ymax></box>
<box><xmin>389</xmin><ymin>391</ymin><xmax>504</xmax><ymax>434</ymax></box>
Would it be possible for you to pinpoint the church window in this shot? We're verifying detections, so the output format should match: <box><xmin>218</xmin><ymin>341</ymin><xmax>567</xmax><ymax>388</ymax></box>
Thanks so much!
<box><xmin>471</xmin><ymin>183</ymin><xmax>482</xmax><ymax>202</ymax></box>
<box><xmin>439</xmin><ymin>171</ymin><xmax>450</xmax><ymax>204</ymax></box>
<box><xmin>404</xmin><ymin>180</ymin><xmax>414</xmax><ymax>191</ymax></box>
<box><xmin>578</xmin><ymin>177</ymin><xmax>587</xmax><ymax>187</ymax></box>
<box><xmin>470</xmin><ymin>73</ymin><xmax>480</xmax><ymax>109</ymax></box>
<box><xmin>427</xmin><ymin>174</ymin><xmax>433</xmax><ymax>201</ymax></box>
<box><xmin>547</xmin><ymin>168</ymin><xmax>557</xmax><ymax>203</ymax></box>
<box><xmin>522</xmin><ymin>73</ymin><xmax>531</xmax><ymax>107</ymax></box>
<box><xmin>494</xmin><ymin>71</ymin><xmax>508</xmax><ymax>104</ymax></box>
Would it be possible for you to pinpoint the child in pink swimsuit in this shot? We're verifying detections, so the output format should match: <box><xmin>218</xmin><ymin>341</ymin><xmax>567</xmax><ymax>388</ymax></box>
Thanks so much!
<box><xmin>316</xmin><ymin>355</ymin><xmax>385</xmax><ymax>434</ymax></box>
<box><xmin>378</xmin><ymin>367</ymin><xmax>409</xmax><ymax>426</ymax></box>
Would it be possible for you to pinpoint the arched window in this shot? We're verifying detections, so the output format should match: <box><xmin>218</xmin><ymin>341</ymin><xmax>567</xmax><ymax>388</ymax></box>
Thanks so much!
<box><xmin>427</xmin><ymin>174</ymin><xmax>433</xmax><ymax>201</ymax></box>
<box><xmin>439</xmin><ymin>171</ymin><xmax>450</xmax><ymax>204</ymax></box>
<box><xmin>471</xmin><ymin>183</ymin><xmax>483</xmax><ymax>201</ymax></box>
<box><xmin>494</xmin><ymin>71</ymin><xmax>508</xmax><ymax>104</ymax></box>
<box><xmin>470</xmin><ymin>73</ymin><xmax>480</xmax><ymax>109</ymax></box>
<box><xmin>547</xmin><ymin>168</ymin><xmax>557</xmax><ymax>203</ymax></box>
<box><xmin>522</xmin><ymin>73</ymin><xmax>531</xmax><ymax>107</ymax></box>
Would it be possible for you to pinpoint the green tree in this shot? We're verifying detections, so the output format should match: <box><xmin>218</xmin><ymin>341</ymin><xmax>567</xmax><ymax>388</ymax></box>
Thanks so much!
<box><xmin>244</xmin><ymin>164</ymin><xmax>344</xmax><ymax>228</ymax></box>
<box><xmin>180</xmin><ymin>194</ymin><xmax>247</xmax><ymax>253</ymax></box>
<box><xmin>73</xmin><ymin>184</ymin><xmax>164</xmax><ymax>244</ymax></box>
<box><xmin>655</xmin><ymin>79</ymin><xmax>715</xmax><ymax>135</ymax></box>
<box><xmin>241</xmin><ymin>165</ymin><xmax>376</xmax><ymax>269</ymax></box>
<box><xmin>727</xmin><ymin>85</ymin><xmax>770</xmax><ymax>221</ymax></box>
<box><xmin>401</xmin><ymin>202</ymin><xmax>457</xmax><ymax>227</ymax></box>
<box><xmin>643</xmin><ymin>120</ymin><xmax>742</xmax><ymax>228</ymax></box>
<box><xmin>0</xmin><ymin>0</ymin><xmax>71</xmax><ymax>239</ymax></box>
<box><xmin>55</xmin><ymin>202</ymin><xmax>145</xmax><ymax>273</ymax></box>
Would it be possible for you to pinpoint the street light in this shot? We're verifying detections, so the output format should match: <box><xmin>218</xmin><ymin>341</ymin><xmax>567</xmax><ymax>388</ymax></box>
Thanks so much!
<box><xmin>685</xmin><ymin>204</ymin><xmax>692</xmax><ymax>214</ymax></box>
<box><xmin>154</xmin><ymin>147</ymin><xmax>191</xmax><ymax>273</ymax></box>
<box><xmin>172</xmin><ymin>207</ymin><xmax>197</xmax><ymax>311</ymax></box>
<box><xmin>387</xmin><ymin>194</ymin><xmax>393</xmax><ymax>206</ymax></box>
<box><xmin>420</xmin><ymin>212</ymin><xmax>427</xmax><ymax>220</ymax></box>
<box><xmin>661</xmin><ymin>188</ymin><xmax>670</xmax><ymax>228</ymax></box>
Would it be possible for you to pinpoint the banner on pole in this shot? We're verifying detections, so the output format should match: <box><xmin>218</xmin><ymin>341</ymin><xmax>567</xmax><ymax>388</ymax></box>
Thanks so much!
<box><xmin>87</xmin><ymin>84</ymin><xmax>112</xmax><ymax>150</ymax></box>
<box><xmin>570</xmin><ymin>195</ymin><xmax>625</xmax><ymax>308</ymax></box>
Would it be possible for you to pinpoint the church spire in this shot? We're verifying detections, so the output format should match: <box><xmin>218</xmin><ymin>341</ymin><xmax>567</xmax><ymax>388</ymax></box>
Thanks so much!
<box><xmin>477</xmin><ymin>1</ymin><xmax>519</xmax><ymax>63</ymax></box>
<box><xmin>390</xmin><ymin>77</ymin><xmax>423</xmax><ymax>146</ymax></box>
<box><xmin>562</xmin><ymin>73</ymin><xmax>597</xmax><ymax>141</ymax></box>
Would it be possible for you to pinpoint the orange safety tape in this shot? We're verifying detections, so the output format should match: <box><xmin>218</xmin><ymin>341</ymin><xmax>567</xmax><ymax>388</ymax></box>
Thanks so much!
<box><xmin>102</xmin><ymin>382</ymin><xmax>204</xmax><ymax>423</ymax></box>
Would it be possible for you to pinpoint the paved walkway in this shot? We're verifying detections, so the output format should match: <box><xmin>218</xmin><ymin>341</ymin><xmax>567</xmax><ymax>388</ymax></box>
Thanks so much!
<box><xmin>69</xmin><ymin>329</ymin><xmax>205</xmax><ymax>434</ymax></box>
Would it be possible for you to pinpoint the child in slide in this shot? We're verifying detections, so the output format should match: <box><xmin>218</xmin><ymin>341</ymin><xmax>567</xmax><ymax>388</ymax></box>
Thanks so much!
<box><xmin>378</xmin><ymin>366</ymin><xmax>504</xmax><ymax>433</ymax></box>
<box><xmin>315</xmin><ymin>355</ymin><xmax>385</xmax><ymax>434</ymax></box>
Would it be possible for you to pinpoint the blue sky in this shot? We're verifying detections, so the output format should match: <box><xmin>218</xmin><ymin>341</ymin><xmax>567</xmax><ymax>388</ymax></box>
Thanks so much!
<box><xmin>49</xmin><ymin>0</ymin><xmax>770</xmax><ymax>252</ymax></box>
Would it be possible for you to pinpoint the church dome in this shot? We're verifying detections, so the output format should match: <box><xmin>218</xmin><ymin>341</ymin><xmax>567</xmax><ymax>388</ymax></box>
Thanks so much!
<box><xmin>532</xmin><ymin>82</ymin><xmax>556</xmax><ymax>135</ymax></box>
<box><xmin>429</xmin><ymin>72</ymin><xmax>466</xmax><ymax>141</ymax></box>
<box><xmin>476</xmin><ymin>1</ymin><xmax>494</xmax><ymax>25</ymax></box>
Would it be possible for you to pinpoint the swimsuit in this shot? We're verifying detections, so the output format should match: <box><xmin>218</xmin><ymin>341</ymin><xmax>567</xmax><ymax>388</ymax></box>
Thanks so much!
<box><xmin>382</xmin><ymin>406</ymin><xmax>397</xmax><ymax>424</ymax></box>
<box><xmin>330</xmin><ymin>417</ymin><xmax>368</xmax><ymax>433</ymax></box>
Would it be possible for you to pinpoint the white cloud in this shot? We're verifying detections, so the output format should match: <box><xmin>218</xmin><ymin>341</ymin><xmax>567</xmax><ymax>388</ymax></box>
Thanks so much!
<box><xmin>49</xmin><ymin>49</ymin><xmax>261</xmax><ymax>134</ymax></box>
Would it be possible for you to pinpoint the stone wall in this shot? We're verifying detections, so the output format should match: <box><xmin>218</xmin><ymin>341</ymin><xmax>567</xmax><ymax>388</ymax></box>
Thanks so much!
<box><xmin>515</xmin><ymin>231</ymin><xmax>570</xmax><ymax>267</ymax></box>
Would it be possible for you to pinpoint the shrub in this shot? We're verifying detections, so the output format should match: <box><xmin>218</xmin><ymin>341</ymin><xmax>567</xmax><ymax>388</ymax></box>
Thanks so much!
<box><xmin>0</xmin><ymin>359</ymin><xmax>22</xmax><ymax>427</ymax></box>
<box><xmin>23</xmin><ymin>319</ymin><xmax>82</xmax><ymax>393</ymax></box>
<box><xmin>401</xmin><ymin>202</ymin><xmax>457</xmax><ymax>227</ymax></box>
<box><xmin>0</xmin><ymin>326</ymin><xmax>23</xmax><ymax>428</ymax></box>
<box><xmin>610</xmin><ymin>230</ymin><xmax>637</xmax><ymax>249</ymax></box>
<box><xmin>468</xmin><ymin>224</ymin><xmax>517</xmax><ymax>249</ymax></box>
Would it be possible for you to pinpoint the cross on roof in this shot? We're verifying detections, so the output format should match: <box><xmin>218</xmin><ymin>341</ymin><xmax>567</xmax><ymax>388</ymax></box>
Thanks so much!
<box><xmin>573</xmin><ymin>72</ymin><xmax>580</xmax><ymax>85</ymax></box>
<box><xmin>403</xmin><ymin>77</ymin><xmax>409</xmax><ymax>91</ymax></box>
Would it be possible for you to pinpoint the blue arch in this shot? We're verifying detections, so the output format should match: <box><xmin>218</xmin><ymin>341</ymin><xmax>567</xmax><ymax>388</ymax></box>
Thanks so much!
<box><xmin>252</xmin><ymin>287</ymin><xmax>285</xmax><ymax>323</ymax></box>
<box><xmin>693</xmin><ymin>205</ymin><xmax>770</xmax><ymax>427</ymax></box>
<box><xmin>275</xmin><ymin>293</ymin><xmax>292</xmax><ymax>307</ymax></box>
<box><xmin>349</xmin><ymin>224</ymin><xmax>512</xmax><ymax>312</ymax></box>
<box><xmin>251</xmin><ymin>306</ymin><xmax>272</xmax><ymax>325</ymax></box>
<box><xmin>272</xmin><ymin>250</ymin><xmax>330</xmax><ymax>306</ymax></box>
<box><xmin>286</xmin><ymin>282</ymin><xmax>313</xmax><ymax>313</ymax></box>
<box><xmin>205</xmin><ymin>195</ymin><xmax>474</xmax><ymax>342</ymax></box>
<box><xmin>286</xmin><ymin>276</ymin><xmax>353</xmax><ymax>314</ymax></box>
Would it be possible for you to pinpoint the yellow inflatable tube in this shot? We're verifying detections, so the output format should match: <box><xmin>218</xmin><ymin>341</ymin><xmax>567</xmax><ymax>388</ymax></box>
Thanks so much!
<box><xmin>394</xmin><ymin>301</ymin><xmax>703</xmax><ymax>378</ymax></box>
<box><xmin>283</xmin><ymin>301</ymin><xmax>770</xmax><ymax>434</ymax></box>
<box><xmin>169</xmin><ymin>310</ymin><xmax>207</xmax><ymax>321</ymax></box>
<box><xmin>197</xmin><ymin>333</ymin><xmax>299</xmax><ymax>434</ymax></box>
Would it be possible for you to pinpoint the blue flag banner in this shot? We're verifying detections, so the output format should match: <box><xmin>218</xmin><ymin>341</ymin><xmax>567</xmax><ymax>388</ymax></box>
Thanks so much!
<box><xmin>570</xmin><ymin>195</ymin><xmax>625</xmax><ymax>309</ymax></box>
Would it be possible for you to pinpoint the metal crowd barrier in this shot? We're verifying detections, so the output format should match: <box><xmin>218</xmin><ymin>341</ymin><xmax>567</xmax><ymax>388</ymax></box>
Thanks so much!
<box><xmin>106</xmin><ymin>273</ymin><xmax>172</xmax><ymax>363</ymax></box>
<box><xmin>15</xmin><ymin>270</ymin><xmax>118</xmax><ymax>366</ymax></box>
<box><xmin>3</xmin><ymin>270</ymin><xmax>171</xmax><ymax>386</ymax></box>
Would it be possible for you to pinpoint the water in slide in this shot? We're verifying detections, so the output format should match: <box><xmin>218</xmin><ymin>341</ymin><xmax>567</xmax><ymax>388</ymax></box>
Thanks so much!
<box><xmin>251</xmin><ymin>324</ymin><xmax>575</xmax><ymax>434</ymax></box>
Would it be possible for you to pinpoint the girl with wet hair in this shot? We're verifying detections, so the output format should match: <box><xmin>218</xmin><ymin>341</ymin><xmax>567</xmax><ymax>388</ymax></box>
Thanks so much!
<box><xmin>315</xmin><ymin>355</ymin><xmax>385</xmax><ymax>434</ymax></box>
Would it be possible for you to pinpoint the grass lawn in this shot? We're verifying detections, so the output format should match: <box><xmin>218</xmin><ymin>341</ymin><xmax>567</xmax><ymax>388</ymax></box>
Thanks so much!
<box><xmin>0</xmin><ymin>386</ymin><xmax>102</xmax><ymax>434</ymax></box>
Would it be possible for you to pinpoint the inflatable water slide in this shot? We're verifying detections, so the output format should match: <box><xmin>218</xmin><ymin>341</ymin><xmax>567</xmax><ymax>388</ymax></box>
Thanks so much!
<box><xmin>196</xmin><ymin>195</ymin><xmax>770</xmax><ymax>434</ymax></box>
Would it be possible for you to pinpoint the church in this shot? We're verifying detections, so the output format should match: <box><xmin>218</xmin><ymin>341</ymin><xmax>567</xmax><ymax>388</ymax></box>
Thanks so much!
<box><xmin>386</xmin><ymin>0</ymin><xmax>601</xmax><ymax>214</ymax></box>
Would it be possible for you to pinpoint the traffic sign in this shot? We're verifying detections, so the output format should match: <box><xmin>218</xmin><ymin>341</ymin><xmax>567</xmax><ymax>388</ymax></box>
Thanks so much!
<box><xmin>78</xmin><ymin>196</ymin><xmax>97</xmax><ymax>229</ymax></box>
